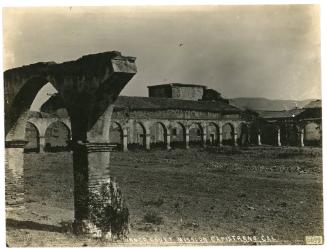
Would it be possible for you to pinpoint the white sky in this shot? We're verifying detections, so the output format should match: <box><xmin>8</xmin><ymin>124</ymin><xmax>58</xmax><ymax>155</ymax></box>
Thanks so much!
<box><xmin>3</xmin><ymin>5</ymin><xmax>322</xmax><ymax>110</ymax></box>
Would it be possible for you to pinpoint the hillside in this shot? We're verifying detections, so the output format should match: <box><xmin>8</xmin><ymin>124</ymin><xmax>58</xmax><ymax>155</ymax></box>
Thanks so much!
<box><xmin>229</xmin><ymin>98</ymin><xmax>316</xmax><ymax>111</ymax></box>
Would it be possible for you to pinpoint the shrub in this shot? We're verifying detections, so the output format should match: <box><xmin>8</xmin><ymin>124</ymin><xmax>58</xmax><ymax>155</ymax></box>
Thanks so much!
<box><xmin>88</xmin><ymin>179</ymin><xmax>129</xmax><ymax>239</ymax></box>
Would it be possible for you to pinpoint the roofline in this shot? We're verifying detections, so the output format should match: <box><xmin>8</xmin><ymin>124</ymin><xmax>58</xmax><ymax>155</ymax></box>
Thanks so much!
<box><xmin>113</xmin><ymin>105</ymin><xmax>241</xmax><ymax>114</ymax></box>
<box><xmin>147</xmin><ymin>83</ymin><xmax>207</xmax><ymax>89</ymax></box>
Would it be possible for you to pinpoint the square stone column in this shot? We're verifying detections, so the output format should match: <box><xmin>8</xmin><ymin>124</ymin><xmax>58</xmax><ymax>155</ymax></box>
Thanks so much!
<box><xmin>39</xmin><ymin>136</ymin><xmax>46</xmax><ymax>153</ymax></box>
<box><xmin>277</xmin><ymin>128</ymin><xmax>281</xmax><ymax>146</ymax></box>
<box><xmin>258</xmin><ymin>132</ymin><xmax>262</xmax><ymax>146</ymax></box>
<box><xmin>123</xmin><ymin>134</ymin><xmax>128</xmax><ymax>152</ymax></box>
<box><xmin>218</xmin><ymin>125</ymin><xmax>223</xmax><ymax>146</ymax></box>
<box><xmin>300</xmin><ymin>129</ymin><xmax>304</xmax><ymax>147</ymax></box>
<box><xmin>145</xmin><ymin>134</ymin><xmax>151</xmax><ymax>150</ymax></box>
<box><xmin>166</xmin><ymin>134</ymin><xmax>171</xmax><ymax>150</ymax></box>
<box><xmin>72</xmin><ymin>141</ymin><xmax>117</xmax><ymax>238</ymax></box>
<box><xmin>234</xmin><ymin>132</ymin><xmax>238</xmax><ymax>146</ymax></box>
<box><xmin>202</xmin><ymin>131</ymin><xmax>207</xmax><ymax>148</ymax></box>
<box><xmin>5</xmin><ymin>140</ymin><xmax>28</xmax><ymax>210</ymax></box>
<box><xmin>185</xmin><ymin>129</ymin><xmax>190</xmax><ymax>149</ymax></box>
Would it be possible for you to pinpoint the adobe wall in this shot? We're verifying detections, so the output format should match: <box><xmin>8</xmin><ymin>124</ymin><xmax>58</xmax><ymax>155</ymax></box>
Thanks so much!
<box><xmin>171</xmin><ymin>86</ymin><xmax>204</xmax><ymax>101</ymax></box>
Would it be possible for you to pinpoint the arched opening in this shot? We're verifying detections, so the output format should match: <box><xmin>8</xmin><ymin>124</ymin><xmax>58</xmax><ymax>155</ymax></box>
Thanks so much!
<box><xmin>280</xmin><ymin>123</ymin><xmax>288</xmax><ymax>146</ymax></box>
<box><xmin>207</xmin><ymin>122</ymin><xmax>219</xmax><ymax>146</ymax></box>
<box><xmin>189</xmin><ymin>123</ymin><xmax>203</xmax><ymax>147</ymax></box>
<box><xmin>304</xmin><ymin>122</ymin><xmax>321</xmax><ymax>146</ymax></box>
<box><xmin>131</xmin><ymin>122</ymin><xmax>146</xmax><ymax>149</ymax></box>
<box><xmin>288</xmin><ymin>125</ymin><xmax>299</xmax><ymax>146</ymax></box>
<box><xmin>261</xmin><ymin>123</ymin><xmax>278</xmax><ymax>145</ymax></box>
<box><xmin>6</xmin><ymin>79</ymin><xmax>74</xmax><ymax>227</ymax></box>
<box><xmin>170</xmin><ymin>122</ymin><xmax>186</xmax><ymax>148</ymax></box>
<box><xmin>24</xmin><ymin>122</ymin><xmax>40</xmax><ymax>153</ymax></box>
<box><xmin>222</xmin><ymin>123</ymin><xmax>234</xmax><ymax>146</ymax></box>
<box><xmin>109</xmin><ymin>122</ymin><xmax>124</xmax><ymax>150</ymax></box>
<box><xmin>150</xmin><ymin>122</ymin><xmax>167</xmax><ymax>148</ymax></box>
<box><xmin>44</xmin><ymin>121</ymin><xmax>71</xmax><ymax>152</ymax></box>
<box><xmin>6</xmin><ymin>79</ymin><xmax>58</xmax><ymax>138</ymax></box>
<box><xmin>249</xmin><ymin>123</ymin><xmax>259</xmax><ymax>145</ymax></box>
<box><xmin>238</xmin><ymin>123</ymin><xmax>249</xmax><ymax>146</ymax></box>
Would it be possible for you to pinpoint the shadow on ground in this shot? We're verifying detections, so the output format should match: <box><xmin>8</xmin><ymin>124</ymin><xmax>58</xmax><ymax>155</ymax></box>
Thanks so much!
<box><xmin>6</xmin><ymin>218</ymin><xmax>72</xmax><ymax>233</ymax></box>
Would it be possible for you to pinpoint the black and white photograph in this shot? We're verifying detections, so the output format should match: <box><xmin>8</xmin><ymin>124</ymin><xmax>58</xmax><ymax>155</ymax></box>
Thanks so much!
<box><xmin>1</xmin><ymin>2</ymin><xmax>324</xmax><ymax>246</ymax></box>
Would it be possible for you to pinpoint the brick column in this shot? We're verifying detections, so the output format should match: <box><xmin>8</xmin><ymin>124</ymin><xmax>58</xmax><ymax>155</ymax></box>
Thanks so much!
<box><xmin>5</xmin><ymin>140</ymin><xmax>28</xmax><ymax>210</ymax></box>
<box><xmin>185</xmin><ymin>128</ymin><xmax>190</xmax><ymax>149</ymax></box>
<box><xmin>39</xmin><ymin>136</ymin><xmax>46</xmax><ymax>153</ymax></box>
<box><xmin>72</xmin><ymin>141</ymin><xmax>117</xmax><ymax>238</ymax></box>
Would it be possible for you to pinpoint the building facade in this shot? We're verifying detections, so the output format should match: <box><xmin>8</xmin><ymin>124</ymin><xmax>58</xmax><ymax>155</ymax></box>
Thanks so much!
<box><xmin>24</xmin><ymin>84</ymin><xmax>322</xmax><ymax>153</ymax></box>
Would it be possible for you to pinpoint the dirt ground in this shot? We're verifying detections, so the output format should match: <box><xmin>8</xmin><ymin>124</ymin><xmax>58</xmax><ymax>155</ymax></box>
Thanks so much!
<box><xmin>6</xmin><ymin>146</ymin><xmax>323</xmax><ymax>246</ymax></box>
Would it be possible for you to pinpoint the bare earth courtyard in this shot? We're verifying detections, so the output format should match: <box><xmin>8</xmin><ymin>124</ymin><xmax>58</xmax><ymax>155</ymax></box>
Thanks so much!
<box><xmin>6</xmin><ymin>146</ymin><xmax>323</xmax><ymax>246</ymax></box>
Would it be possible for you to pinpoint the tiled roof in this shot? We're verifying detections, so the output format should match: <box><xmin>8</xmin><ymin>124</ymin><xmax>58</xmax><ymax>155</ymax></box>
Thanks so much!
<box><xmin>256</xmin><ymin>109</ymin><xmax>305</xmax><ymax>119</ymax></box>
<box><xmin>113</xmin><ymin>96</ymin><xmax>241</xmax><ymax>113</ymax></box>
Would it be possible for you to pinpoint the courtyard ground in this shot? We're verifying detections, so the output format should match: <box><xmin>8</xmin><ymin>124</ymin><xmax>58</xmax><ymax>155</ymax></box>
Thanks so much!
<box><xmin>6</xmin><ymin>146</ymin><xmax>323</xmax><ymax>246</ymax></box>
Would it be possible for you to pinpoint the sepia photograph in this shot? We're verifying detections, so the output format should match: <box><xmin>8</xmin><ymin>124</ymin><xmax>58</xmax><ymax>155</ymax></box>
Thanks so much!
<box><xmin>1</xmin><ymin>2</ymin><xmax>324</xmax><ymax>246</ymax></box>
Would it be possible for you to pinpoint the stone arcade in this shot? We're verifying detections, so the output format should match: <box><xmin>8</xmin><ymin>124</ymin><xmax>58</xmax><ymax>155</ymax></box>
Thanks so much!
<box><xmin>23</xmin><ymin>84</ymin><xmax>322</xmax><ymax>154</ymax></box>
<box><xmin>4</xmin><ymin>51</ymin><xmax>137</xmax><ymax>236</ymax></box>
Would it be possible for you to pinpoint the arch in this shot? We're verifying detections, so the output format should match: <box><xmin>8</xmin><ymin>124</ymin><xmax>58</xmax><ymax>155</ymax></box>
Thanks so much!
<box><xmin>249</xmin><ymin>122</ymin><xmax>260</xmax><ymax>145</ymax></box>
<box><xmin>170</xmin><ymin>121</ymin><xmax>186</xmax><ymax>148</ymax></box>
<box><xmin>150</xmin><ymin>122</ymin><xmax>168</xmax><ymax>148</ymax></box>
<box><xmin>222</xmin><ymin>122</ymin><xmax>235</xmax><ymax>146</ymax></box>
<box><xmin>6</xmin><ymin>79</ymin><xmax>59</xmax><ymax>140</ymax></box>
<box><xmin>288</xmin><ymin>124</ymin><xmax>299</xmax><ymax>146</ymax></box>
<box><xmin>189</xmin><ymin>122</ymin><xmax>204</xmax><ymax>147</ymax></box>
<box><xmin>24</xmin><ymin>122</ymin><xmax>40</xmax><ymax>153</ymax></box>
<box><xmin>109</xmin><ymin>121</ymin><xmax>124</xmax><ymax>150</ymax></box>
<box><xmin>206</xmin><ymin>122</ymin><xmax>219</xmax><ymax>146</ymax></box>
<box><xmin>261</xmin><ymin>123</ymin><xmax>278</xmax><ymax>145</ymax></box>
<box><xmin>304</xmin><ymin>122</ymin><xmax>321</xmax><ymax>146</ymax></box>
<box><xmin>44</xmin><ymin>121</ymin><xmax>71</xmax><ymax>152</ymax></box>
<box><xmin>4</xmin><ymin>52</ymin><xmax>137</xmax><ymax>235</ymax></box>
<box><xmin>238</xmin><ymin>122</ymin><xmax>249</xmax><ymax>146</ymax></box>
<box><xmin>131</xmin><ymin>122</ymin><xmax>147</xmax><ymax>149</ymax></box>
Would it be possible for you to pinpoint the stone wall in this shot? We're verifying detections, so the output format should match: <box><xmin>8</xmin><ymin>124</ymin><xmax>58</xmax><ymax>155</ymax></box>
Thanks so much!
<box><xmin>171</xmin><ymin>86</ymin><xmax>204</xmax><ymax>101</ymax></box>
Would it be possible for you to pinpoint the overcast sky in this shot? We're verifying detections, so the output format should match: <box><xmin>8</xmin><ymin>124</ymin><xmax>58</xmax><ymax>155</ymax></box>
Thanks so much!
<box><xmin>3</xmin><ymin>5</ymin><xmax>321</xmax><ymax>102</ymax></box>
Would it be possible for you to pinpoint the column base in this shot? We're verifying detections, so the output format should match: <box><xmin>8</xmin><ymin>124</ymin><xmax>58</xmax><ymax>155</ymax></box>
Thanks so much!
<box><xmin>73</xmin><ymin>219</ymin><xmax>112</xmax><ymax>239</ymax></box>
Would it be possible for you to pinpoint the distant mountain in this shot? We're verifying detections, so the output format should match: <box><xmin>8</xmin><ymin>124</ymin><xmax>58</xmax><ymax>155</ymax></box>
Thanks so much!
<box><xmin>229</xmin><ymin>97</ymin><xmax>317</xmax><ymax>111</ymax></box>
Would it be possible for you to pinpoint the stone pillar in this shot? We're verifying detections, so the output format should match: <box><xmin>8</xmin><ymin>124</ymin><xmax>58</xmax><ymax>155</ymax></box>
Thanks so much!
<box><xmin>300</xmin><ymin>129</ymin><xmax>304</xmax><ymax>147</ymax></box>
<box><xmin>185</xmin><ymin>128</ymin><xmax>190</xmax><ymax>149</ymax></box>
<box><xmin>145</xmin><ymin>134</ymin><xmax>151</xmax><ymax>150</ymax></box>
<box><xmin>122</xmin><ymin>129</ymin><xmax>128</xmax><ymax>152</ymax></box>
<box><xmin>72</xmin><ymin>141</ymin><xmax>117</xmax><ymax>238</ymax></box>
<box><xmin>39</xmin><ymin>136</ymin><xmax>46</xmax><ymax>153</ymax></box>
<box><xmin>234</xmin><ymin>132</ymin><xmax>238</xmax><ymax>146</ymax></box>
<box><xmin>219</xmin><ymin>125</ymin><xmax>223</xmax><ymax>146</ymax></box>
<box><xmin>202</xmin><ymin>131</ymin><xmax>207</xmax><ymax>148</ymax></box>
<box><xmin>5</xmin><ymin>140</ymin><xmax>27</xmax><ymax>210</ymax></box>
<box><xmin>166</xmin><ymin>133</ymin><xmax>171</xmax><ymax>150</ymax></box>
<box><xmin>257</xmin><ymin>132</ymin><xmax>262</xmax><ymax>146</ymax></box>
<box><xmin>277</xmin><ymin>128</ymin><xmax>281</xmax><ymax>146</ymax></box>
